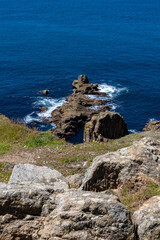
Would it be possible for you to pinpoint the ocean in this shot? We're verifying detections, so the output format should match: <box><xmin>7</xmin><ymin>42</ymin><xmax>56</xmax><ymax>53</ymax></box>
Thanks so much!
<box><xmin>0</xmin><ymin>0</ymin><xmax>160</xmax><ymax>137</ymax></box>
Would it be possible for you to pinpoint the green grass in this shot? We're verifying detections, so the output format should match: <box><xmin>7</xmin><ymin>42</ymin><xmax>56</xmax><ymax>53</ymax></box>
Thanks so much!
<box><xmin>0</xmin><ymin>143</ymin><xmax>11</xmax><ymax>154</ymax></box>
<box><xmin>0</xmin><ymin>163</ymin><xmax>12</xmax><ymax>183</ymax></box>
<box><xmin>24</xmin><ymin>132</ymin><xmax>65</xmax><ymax>148</ymax></box>
<box><xmin>120</xmin><ymin>182</ymin><xmax>160</xmax><ymax>213</ymax></box>
<box><xmin>0</xmin><ymin>115</ymin><xmax>65</xmax><ymax>153</ymax></box>
<box><xmin>60</xmin><ymin>156</ymin><xmax>87</xmax><ymax>165</ymax></box>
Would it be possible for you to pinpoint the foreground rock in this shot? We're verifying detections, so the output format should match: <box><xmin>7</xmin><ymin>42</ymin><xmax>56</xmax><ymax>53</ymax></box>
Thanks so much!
<box><xmin>133</xmin><ymin>196</ymin><xmax>160</xmax><ymax>240</ymax></box>
<box><xmin>39</xmin><ymin>191</ymin><xmax>134</xmax><ymax>240</ymax></box>
<box><xmin>52</xmin><ymin>75</ymin><xmax>110</xmax><ymax>139</ymax></box>
<box><xmin>0</xmin><ymin>164</ymin><xmax>134</xmax><ymax>240</ymax></box>
<box><xmin>143</xmin><ymin>120</ymin><xmax>160</xmax><ymax>131</ymax></box>
<box><xmin>84</xmin><ymin>110</ymin><xmax>128</xmax><ymax>142</ymax></box>
<box><xmin>81</xmin><ymin>137</ymin><xmax>160</xmax><ymax>191</ymax></box>
<box><xmin>0</xmin><ymin>164</ymin><xmax>69</xmax><ymax>218</ymax></box>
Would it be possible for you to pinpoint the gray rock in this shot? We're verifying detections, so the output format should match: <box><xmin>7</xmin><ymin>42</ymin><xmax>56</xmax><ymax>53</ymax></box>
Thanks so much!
<box><xmin>9</xmin><ymin>164</ymin><xmax>68</xmax><ymax>191</ymax></box>
<box><xmin>66</xmin><ymin>173</ymin><xmax>84</xmax><ymax>188</ymax></box>
<box><xmin>81</xmin><ymin>137</ymin><xmax>160</xmax><ymax>191</ymax></box>
<box><xmin>83</xmin><ymin>110</ymin><xmax>128</xmax><ymax>142</ymax></box>
<box><xmin>133</xmin><ymin>196</ymin><xmax>160</xmax><ymax>240</ymax></box>
<box><xmin>0</xmin><ymin>170</ymin><xmax>134</xmax><ymax>239</ymax></box>
<box><xmin>39</xmin><ymin>190</ymin><xmax>134</xmax><ymax>240</ymax></box>
<box><xmin>0</xmin><ymin>164</ymin><xmax>69</xmax><ymax>218</ymax></box>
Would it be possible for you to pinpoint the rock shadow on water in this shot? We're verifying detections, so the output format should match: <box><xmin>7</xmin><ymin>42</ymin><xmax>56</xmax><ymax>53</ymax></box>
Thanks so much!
<box><xmin>67</xmin><ymin>127</ymin><xmax>84</xmax><ymax>144</ymax></box>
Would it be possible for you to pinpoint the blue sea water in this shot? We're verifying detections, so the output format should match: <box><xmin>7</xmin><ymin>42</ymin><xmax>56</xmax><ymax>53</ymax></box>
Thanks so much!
<box><xmin>0</xmin><ymin>0</ymin><xmax>160</xmax><ymax>135</ymax></box>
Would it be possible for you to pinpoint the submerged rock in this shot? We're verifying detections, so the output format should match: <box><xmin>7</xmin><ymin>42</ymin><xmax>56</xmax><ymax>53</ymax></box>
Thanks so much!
<box><xmin>143</xmin><ymin>120</ymin><xmax>160</xmax><ymax>131</ymax></box>
<box><xmin>83</xmin><ymin>110</ymin><xmax>128</xmax><ymax>142</ymax></box>
<box><xmin>40</xmin><ymin>90</ymin><xmax>49</xmax><ymax>95</ymax></box>
<box><xmin>41</xmin><ymin>106</ymin><xmax>48</xmax><ymax>112</ymax></box>
<box><xmin>133</xmin><ymin>196</ymin><xmax>160</xmax><ymax>240</ymax></box>
<box><xmin>81</xmin><ymin>137</ymin><xmax>160</xmax><ymax>191</ymax></box>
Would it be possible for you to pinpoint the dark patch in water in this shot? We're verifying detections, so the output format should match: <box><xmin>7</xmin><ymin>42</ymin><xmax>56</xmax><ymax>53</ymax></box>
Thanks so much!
<box><xmin>67</xmin><ymin>127</ymin><xmax>84</xmax><ymax>144</ymax></box>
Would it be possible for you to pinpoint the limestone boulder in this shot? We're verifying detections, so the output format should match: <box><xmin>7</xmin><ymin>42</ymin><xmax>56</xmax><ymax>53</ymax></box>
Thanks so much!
<box><xmin>84</xmin><ymin>110</ymin><xmax>128</xmax><ymax>142</ymax></box>
<box><xmin>0</xmin><ymin>164</ymin><xmax>135</xmax><ymax>240</ymax></box>
<box><xmin>81</xmin><ymin>137</ymin><xmax>160</xmax><ymax>191</ymax></box>
<box><xmin>0</xmin><ymin>164</ymin><xmax>69</xmax><ymax>218</ymax></box>
<box><xmin>9</xmin><ymin>164</ymin><xmax>68</xmax><ymax>191</ymax></box>
<box><xmin>39</xmin><ymin>190</ymin><xmax>134</xmax><ymax>240</ymax></box>
<box><xmin>133</xmin><ymin>196</ymin><xmax>160</xmax><ymax>240</ymax></box>
<box><xmin>143</xmin><ymin>120</ymin><xmax>160</xmax><ymax>131</ymax></box>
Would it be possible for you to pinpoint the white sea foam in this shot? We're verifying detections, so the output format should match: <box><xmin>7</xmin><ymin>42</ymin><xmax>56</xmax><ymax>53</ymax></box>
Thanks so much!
<box><xmin>24</xmin><ymin>83</ymin><xmax>128</xmax><ymax>128</ymax></box>
<box><xmin>149</xmin><ymin>118</ymin><xmax>159</xmax><ymax>122</ymax></box>
<box><xmin>129</xmin><ymin>129</ymin><xmax>139</xmax><ymax>134</ymax></box>
<box><xmin>98</xmin><ymin>83</ymin><xmax>128</xmax><ymax>98</ymax></box>
<box><xmin>24</xmin><ymin>112</ymin><xmax>41</xmax><ymax>124</ymax></box>
<box><xmin>88</xmin><ymin>106</ymin><xmax>102</xmax><ymax>110</ymax></box>
<box><xmin>37</xmin><ymin>97</ymin><xmax>66</xmax><ymax>119</ymax></box>
<box><xmin>23</xmin><ymin>97</ymin><xmax>66</xmax><ymax>128</ymax></box>
<box><xmin>87</xmin><ymin>83</ymin><xmax>128</xmax><ymax>111</ymax></box>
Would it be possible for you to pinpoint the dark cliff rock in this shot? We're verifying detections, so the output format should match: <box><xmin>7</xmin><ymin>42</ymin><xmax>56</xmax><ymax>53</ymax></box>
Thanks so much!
<box><xmin>83</xmin><ymin>110</ymin><xmax>128</xmax><ymax>142</ymax></box>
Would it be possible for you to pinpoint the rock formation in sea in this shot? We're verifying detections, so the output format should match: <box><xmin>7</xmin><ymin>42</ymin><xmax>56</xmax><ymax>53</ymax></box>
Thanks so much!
<box><xmin>51</xmin><ymin>75</ymin><xmax>128</xmax><ymax>141</ymax></box>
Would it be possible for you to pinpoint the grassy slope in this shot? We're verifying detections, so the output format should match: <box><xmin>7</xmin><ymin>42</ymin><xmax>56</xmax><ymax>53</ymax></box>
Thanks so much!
<box><xmin>0</xmin><ymin>113</ymin><xmax>159</xmax><ymax>212</ymax></box>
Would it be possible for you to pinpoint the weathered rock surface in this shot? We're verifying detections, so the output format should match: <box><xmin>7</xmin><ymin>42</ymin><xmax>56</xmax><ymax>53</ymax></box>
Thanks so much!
<box><xmin>0</xmin><ymin>164</ymin><xmax>134</xmax><ymax>240</ymax></box>
<box><xmin>52</xmin><ymin>75</ymin><xmax>110</xmax><ymax>139</ymax></box>
<box><xmin>133</xmin><ymin>196</ymin><xmax>160</xmax><ymax>240</ymax></box>
<box><xmin>66</xmin><ymin>173</ymin><xmax>84</xmax><ymax>188</ymax></box>
<box><xmin>39</xmin><ymin>190</ymin><xmax>134</xmax><ymax>240</ymax></box>
<box><xmin>143</xmin><ymin>120</ymin><xmax>160</xmax><ymax>131</ymax></box>
<box><xmin>9</xmin><ymin>164</ymin><xmax>69</xmax><ymax>190</ymax></box>
<box><xmin>84</xmin><ymin>110</ymin><xmax>128</xmax><ymax>142</ymax></box>
<box><xmin>81</xmin><ymin>137</ymin><xmax>160</xmax><ymax>191</ymax></box>
<box><xmin>0</xmin><ymin>164</ymin><xmax>69</xmax><ymax>218</ymax></box>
